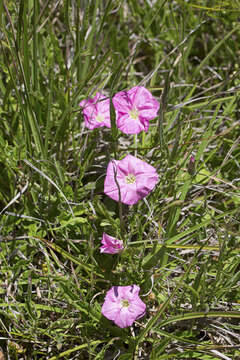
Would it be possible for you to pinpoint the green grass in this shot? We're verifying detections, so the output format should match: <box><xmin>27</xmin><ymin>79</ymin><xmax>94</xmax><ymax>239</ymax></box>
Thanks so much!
<box><xmin>0</xmin><ymin>0</ymin><xmax>240</xmax><ymax>359</ymax></box>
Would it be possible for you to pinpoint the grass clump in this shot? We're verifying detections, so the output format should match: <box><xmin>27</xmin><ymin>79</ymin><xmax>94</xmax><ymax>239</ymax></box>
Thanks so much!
<box><xmin>0</xmin><ymin>0</ymin><xmax>239</xmax><ymax>359</ymax></box>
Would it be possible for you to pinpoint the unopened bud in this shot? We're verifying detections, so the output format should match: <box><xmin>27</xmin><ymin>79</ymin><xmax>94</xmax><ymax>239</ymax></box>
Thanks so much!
<box><xmin>188</xmin><ymin>156</ymin><xmax>195</xmax><ymax>175</ymax></box>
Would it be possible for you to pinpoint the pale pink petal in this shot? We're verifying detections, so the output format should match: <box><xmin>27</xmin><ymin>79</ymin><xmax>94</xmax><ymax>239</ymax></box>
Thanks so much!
<box><xmin>131</xmin><ymin>87</ymin><xmax>155</xmax><ymax>108</ymax></box>
<box><xmin>138</xmin><ymin>105</ymin><xmax>159</xmax><ymax>119</ymax></box>
<box><xmin>116</xmin><ymin>285</ymin><xmax>137</xmax><ymax>299</ymax></box>
<box><xmin>96</xmin><ymin>96</ymin><xmax>111</xmax><ymax>128</ymax></box>
<box><xmin>136</xmin><ymin>173</ymin><xmax>158</xmax><ymax>190</ymax></box>
<box><xmin>120</xmin><ymin>183</ymin><xmax>139</xmax><ymax>205</ymax></box>
<box><xmin>115</xmin><ymin>307</ymin><xmax>135</xmax><ymax>328</ymax></box>
<box><xmin>126</xmin><ymin>86</ymin><xmax>139</xmax><ymax>104</ymax></box>
<box><xmin>112</xmin><ymin>91</ymin><xmax>132</xmax><ymax>113</ymax></box>
<box><xmin>116</xmin><ymin>114</ymin><xmax>149</xmax><ymax>135</ymax></box>
<box><xmin>105</xmin><ymin>290</ymin><xmax>119</xmax><ymax>303</ymax></box>
<box><xmin>79</xmin><ymin>99</ymin><xmax>88</xmax><ymax>107</ymax></box>
<box><xmin>128</xmin><ymin>301</ymin><xmax>146</xmax><ymax>318</ymax></box>
<box><xmin>101</xmin><ymin>301</ymin><xmax>121</xmax><ymax>320</ymax></box>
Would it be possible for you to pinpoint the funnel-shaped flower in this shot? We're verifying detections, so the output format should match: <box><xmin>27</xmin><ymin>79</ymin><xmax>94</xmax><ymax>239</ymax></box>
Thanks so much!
<box><xmin>79</xmin><ymin>92</ymin><xmax>111</xmax><ymax>129</ymax></box>
<box><xmin>104</xmin><ymin>154</ymin><xmax>158</xmax><ymax>205</ymax></box>
<box><xmin>113</xmin><ymin>86</ymin><xmax>159</xmax><ymax>134</ymax></box>
<box><xmin>100</xmin><ymin>233</ymin><xmax>124</xmax><ymax>254</ymax></box>
<box><xmin>101</xmin><ymin>285</ymin><xmax>146</xmax><ymax>328</ymax></box>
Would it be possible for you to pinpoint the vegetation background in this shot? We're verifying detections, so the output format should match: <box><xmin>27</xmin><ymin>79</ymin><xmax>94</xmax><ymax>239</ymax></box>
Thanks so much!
<box><xmin>0</xmin><ymin>0</ymin><xmax>240</xmax><ymax>359</ymax></box>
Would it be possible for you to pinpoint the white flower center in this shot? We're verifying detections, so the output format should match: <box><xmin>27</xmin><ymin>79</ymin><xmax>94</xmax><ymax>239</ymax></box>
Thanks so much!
<box><xmin>121</xmin><ymin>299</ymin><xmax>130</xmax><ymax>307</ymax></box>
<box><xmin>125</xmin><ymin>174</ymin><xmax>136</xmax><ymax>184</ymax></box>
<box><xmin>129</xmin><ymin>107</ymin><xmax>139</xmax><ymax>120</ymax></box>
<box><xmin>96</xmin><ymin>114</ymin><xmax>104</xmax><ymax>122</ymax></box>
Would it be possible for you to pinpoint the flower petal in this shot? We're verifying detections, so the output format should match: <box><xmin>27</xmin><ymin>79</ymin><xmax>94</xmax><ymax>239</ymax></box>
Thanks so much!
<box><xmin>116</xmin><ymin>114</ymin><xmax>149</xmax><ymax>135</ymax></box>
<box><xmin>113</xmin><ymin>91</ymin><xmax>133</xmax><ymax>113</ymax></box>
<box><xmin>114</xmin><ymin>307</ymin><xmax>135</xmax><ymax>328</ymax></box>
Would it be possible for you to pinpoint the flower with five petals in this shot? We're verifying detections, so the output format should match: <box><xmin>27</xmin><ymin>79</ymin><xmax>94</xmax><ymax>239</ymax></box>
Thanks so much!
<box><xmin>113</xmin><ymin>86</ymin><xmax>159</xmax><ymax>134</ymax></box>
<box><xmin>101</xmin><ymin>285</ymin><xmax>146</xmax><ymax>328</ymax></box>
<box><xmin>104</xmin><ymin>154</ymin><xmax>158</xmax><ymax>205</ymax></box>
<box><xmin>100</xmin><ymin>233</ymin><xmax>124</xmax><ymax>254</ymax></box>
<box><xmin>79</xmin><ymin>92</ymin><xmax>111</xmax><ymax>129</ymax></box>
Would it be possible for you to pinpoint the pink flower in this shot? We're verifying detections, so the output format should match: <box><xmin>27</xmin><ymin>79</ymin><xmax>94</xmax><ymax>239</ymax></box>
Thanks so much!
<box><xmin>104</xmin><ymin>154</ymin><xmax>158</xmax><ymax>205</ymax></box>
<box><xmin>79</xmin><ymin>92</ymin><xmax>111</xmax><ymax>129</ymax></box>
<box><xmin>101</xmin><ymin>285</ymin><xmax>146</xmax><ymax>328</ymax></box>
<box><xmin>100</xmin><ymin>233</ymin><xmax>124</xmax><ymax>254</ymax></box>
<box><xmin>113</xmin><ymin>86</ymin><xmax>159</xmax><ymax>134</ymax></box>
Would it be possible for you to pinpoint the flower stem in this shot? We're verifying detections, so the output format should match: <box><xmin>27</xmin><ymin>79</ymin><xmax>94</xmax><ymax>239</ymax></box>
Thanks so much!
<box><xmin>134</xmin><ymin>134</ymin><xmax>138</xmax><ymax>157</ymax></box>
<box><xmin>112</xmin><ymin>161</ymin><xmax>125</xmax><ymax>238</ymax></box>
